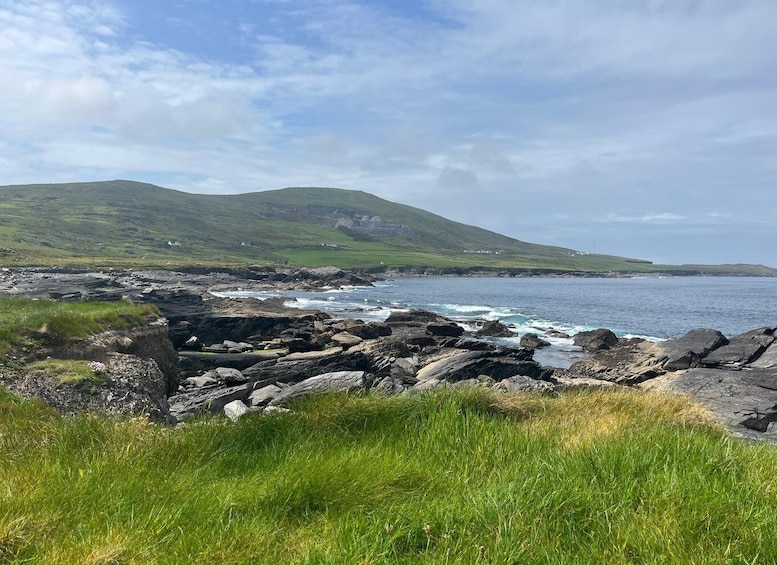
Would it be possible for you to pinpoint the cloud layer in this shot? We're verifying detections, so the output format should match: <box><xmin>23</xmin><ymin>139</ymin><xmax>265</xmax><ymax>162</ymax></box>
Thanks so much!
<box><xmin>1</xmin><ymin>0</ymin><xmax>775</xmax><ymax>265</ymax></box>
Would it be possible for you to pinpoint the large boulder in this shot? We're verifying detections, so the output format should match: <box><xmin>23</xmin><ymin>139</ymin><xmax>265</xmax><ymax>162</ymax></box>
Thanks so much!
<box><xmin>242</xmin><ymin>351</ymin><xmax>371</xmax><ymax>388</ymax></box>
<box><xmin>701</xmin><ymin>327</ymin><xmax>776</xmax><ymax>368</ymax></box>
<box><xmin>568</xmin><ymin>338</ymin><xmax>663</xmax><ymax>385</ymax></box>
<box><xmin>476</xmin><ymin>320</ymin><xmax>513</xmax><ymax>338</ymax></box>
<box><xmin>385</xmin><ymin>310</ymin><xmax>447</xmax><ymax>325</ymax></box>
<box><xmin>657</xmin><ymin>328</ymin><xmax>729</xmax><ymax>371</ymax></box>
<box><xmin>269</xmin><ymin>371</ymin><xmax>369</xmax><ymax>406</ymax></box>
<box><xmin>427</xmin><ymin>322</ymin><xmax>465</xmax><ymax>337</ymax></box>
<box><xmin>330</xmin><ymin>332</ymin><xmax>364</xmax><ymax>349</ymax></box>
<box><xmin>643</xmin><ymin>368</ymin><xmax>777</xmax><ymax>441</ymax></box>
<box><xmin>346</xmin><ymin>322</ymin><xmax>392</xmax><ymax>340</ymax></box>
<box><xmin>168</xmin><ymin>383</ymin><xmax>251</xmax><ymax>421</ymax></box>
<box><xmin>223</xmin><ymin>400</ymin><xmax>250</xmax><ymax>422</ymax></box>
<box><xmin>520</xmin><ymin>333</ymin><xmax>551</xmax><ymax>349</ymax></box>
<box><xmin>248</xmin><ymin>384</ymin><xmax>282</xmax><ymax>407</ymax></box>
<box><xmin>414</xmin><ymin>348</ymin><xmax>551</xmax><ymax>384</ymax></box>
<box><xmin>573</xmin><ymin>329</ymin><xmax>619</xmax><ymax>352</ymax></box>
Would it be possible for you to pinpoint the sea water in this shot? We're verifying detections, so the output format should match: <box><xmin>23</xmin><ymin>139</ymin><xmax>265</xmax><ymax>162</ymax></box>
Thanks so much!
<box><xmin>217</xmin><ymin>276</ymin><xmax>777</xmax><ymax>367</ymax></box>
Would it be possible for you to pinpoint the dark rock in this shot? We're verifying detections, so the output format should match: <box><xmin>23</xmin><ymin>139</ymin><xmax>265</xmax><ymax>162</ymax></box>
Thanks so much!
<box><xmin>701</xmin><ymin>327</ymin><xmax>776</xmax><ymax>368</ymax></box>
<box><xmin>169</xmin><ymin>321</ymin><xmax>194</xmax><ymax>348</ymax></box>
<box><xmin>438</xmin><ymin>338</ymin><xmax>497</xmax><ymax>352</ymax></box>
<box><xmin>645</xmin><ymin>368</ymin><xmax>777</xmax><ymax>441</ymax></box>
<box><xmin>347</xmin><ymin>323</ymin><xmax>392</xmax><ymax>340</ymax></box>
<box><xmin>520</xmin><ymin>333</ymin><xmax>551</xmax><ymax>349</ymax></box>
<box><xmin>568</xmin><ymin>339</ymin><xmax>662</xmax><ymax>385</ymax></box>
<box><xmin>242</xmin><ymin>351</ymin><xmax>372</xmax><ymax>387</ymax></box>
<box><xmin>385</xmin><ymin>309</ymin><xmax>446</xmax><ymax>324</ymax></box>
<box><xmin>269</xmin><ymin>371</ymin><xmax>368</xmax><ymax>406</ymax></box>
<box><xmin>348</xmin><ymin>339</ymin><xmax>413</xmax><ymax>378</ymax></box>
<box><xmin>545</xmin><ymin>329</ymin><xmax>570</xmax><ymax>339</ymax></box>
<box><xmin>169</xmin><ymin>383</ymin><xmax>251</xmax><ymax>421</ymax></box>
<box><xmin>414</xmin><ymin>349</ymin><xmax>550</xmax><ymax>384</ymax></box>
<box><xmin>178</xmin><ymin>350</ymin><xmax>284</xmax><ymax>374</ymax></box>
<box><xmin>184</xmin><ymin>375</ymin><xmax>218</xmax><ymax>388</ymax></box>
<box><xmin>427</xmin><ymin>323</ymin><xmax>465</xmax><ymax>337</ymax></box>
<box><xmin>658</xmin><ymin>328</ymin><xmax>729</xmax><ymax>371</ymax></box>
<box><xmin>214</xmin><ymin>367</ymin><xmax>248</xmax><ymax>385</ymax></box>
<box><xmin>223</xmin><ymin>340</ymin><xmax>253</xmax><ymax>353</ymax></box>
<box><xmin>372</xmin><ymin>376</ymin><xmax>406</xmax><ymax>396</ymax></box>
<box><xmin>406</xmin><ymin>333</ymin><xmax>438</xmax><ymax>348</ymax></box>
<box><xmin>751</xmin><ymin>341</ymin><xmax>777</xmax><ymax>369</ymax></box>
<box><xmin>476</xmin><ymin>320</ymin><xmax>513</xmax><ymax>338</ymax></box>
<box><xmin>573</xmin><ymin>329</ymin><xmax>619</xmax><ymax>352</ymax></box>
<box><xmin>281</xmin><ymin>336</ymin><xmax>323</xmax><ymax>353</ymax></box>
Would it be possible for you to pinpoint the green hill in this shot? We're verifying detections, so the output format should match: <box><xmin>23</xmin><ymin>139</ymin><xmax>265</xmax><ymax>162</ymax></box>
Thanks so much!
<box><xmin>0</xmin><ymin>180</ymin><xmax>773</xmax><ymax>275</ymax></box>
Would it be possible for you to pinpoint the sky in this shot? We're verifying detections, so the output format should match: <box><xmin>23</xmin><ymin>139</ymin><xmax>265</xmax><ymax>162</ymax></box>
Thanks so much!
<box><xmin>1</xmin><ymin>0</ymin><xmax>776</xmax><ymax>267</ymax></box>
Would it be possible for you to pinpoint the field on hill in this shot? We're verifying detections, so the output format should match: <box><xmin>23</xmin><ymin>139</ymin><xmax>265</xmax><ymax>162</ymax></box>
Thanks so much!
<box><xmin>2</xmin><ymin>387</ymin><xmax>777</xmax><ymax>563</ymax></box>
<box><xmin>1</xmin><ymin>180</ymin><xmax>773</xmax><ymax>275</ymax></box>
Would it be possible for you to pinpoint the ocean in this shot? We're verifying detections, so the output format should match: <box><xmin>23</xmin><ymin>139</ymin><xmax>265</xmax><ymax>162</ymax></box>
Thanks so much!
<box><xmin>217</xmin><ymin>276</ymin><xmax>777</xmax><ymax>367</ymax></box>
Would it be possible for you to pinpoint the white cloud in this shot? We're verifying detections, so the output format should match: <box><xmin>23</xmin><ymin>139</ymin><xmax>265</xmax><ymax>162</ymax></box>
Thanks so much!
<box><xmin>0</xmin><ymin>0</ymin><xmax>776</xmax><ymax>265</ymax></box>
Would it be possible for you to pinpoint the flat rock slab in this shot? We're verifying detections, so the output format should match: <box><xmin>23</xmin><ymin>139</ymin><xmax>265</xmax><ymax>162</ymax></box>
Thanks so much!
<box><xmin>415</xmin><ymin>348</ymin><xmax>550</xmax><ymax>383</ymax></box>
<box><xmin>178</xmin><ymin>350</ymin><xmax>285</xmax><ymax>371</ymax></box>
<box><xmin>169</xmin><ymin>383</ymin><xmax>251</xmax><ymax>421</ymax></box>
<box><xmin>283</xmin><ymin>347</ymin><xmax>344</xmax><ymax>361</ymax></box>
<box><xmin>751</xmin><ymin>341</ymin><xmax>777</xmax><ymax>369</ymax></box>
<box><xmin>643</xmin><ymin>368</ymin><xmax>777</xmax><ymax>442</ymax></box>
<box><xmin>269</xmin><ymin>371</ymin><xmax>367</xmax><ymax>406</ymax></box>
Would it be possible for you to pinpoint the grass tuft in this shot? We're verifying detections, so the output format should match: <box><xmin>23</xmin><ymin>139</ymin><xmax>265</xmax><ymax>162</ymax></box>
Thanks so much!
<box><xmin>0</xmin><ymin>297</ymin><xmax>158</xmax><ymax>359</ymax></box>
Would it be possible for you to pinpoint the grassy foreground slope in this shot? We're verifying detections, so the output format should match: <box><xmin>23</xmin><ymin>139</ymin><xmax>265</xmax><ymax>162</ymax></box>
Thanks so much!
<box><xmin>1</xmin><ymin>180</ymin><xmax>773</xmax><ymax>274</ymax></box>
<box><xmin>2</xmin><ymin>388</ymin><xmax>777</xmax><ymax>563</ymax></box>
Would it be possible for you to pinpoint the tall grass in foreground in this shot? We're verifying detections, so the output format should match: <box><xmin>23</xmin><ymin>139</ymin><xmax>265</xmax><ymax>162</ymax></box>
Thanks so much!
<box><xmin>2</xmin><ymin>387</ymin><xmax>777</xmax><ymax>564</ymax></box>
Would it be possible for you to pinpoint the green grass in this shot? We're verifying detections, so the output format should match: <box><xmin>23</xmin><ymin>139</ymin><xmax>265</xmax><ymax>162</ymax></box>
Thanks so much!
<box><xmin>2</xmin><ymin>387</ymin><xmax>776</xmax><ymax>563</ymax></box>
<box><xmin>0</xmin><ymin>297</ymin><xmax>158</xmax><ymax>358</ymax></box>
<box><xmin>23</xmin><ymin>359</ymin><xmax>107</xmax><ymax>384</ymax></box>
<box><xmin>2</xmin><ymin>180</ymin><xmax>773</xmax><ymax>274</ymax></box>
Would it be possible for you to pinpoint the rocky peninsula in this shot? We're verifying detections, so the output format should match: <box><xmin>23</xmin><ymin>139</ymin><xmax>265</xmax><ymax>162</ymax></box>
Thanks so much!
<box><xmin>1</xmin><ymin>266</ymin><xmax>775</xmax><ymax>444</ymax></box>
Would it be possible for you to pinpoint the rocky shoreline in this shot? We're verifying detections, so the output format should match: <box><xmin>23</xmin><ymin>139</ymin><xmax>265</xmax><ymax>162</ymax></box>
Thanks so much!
<box><xmin>1</xmin><ymin>267</ymin><xmax>775</xmax><ymax>444</ymax></box>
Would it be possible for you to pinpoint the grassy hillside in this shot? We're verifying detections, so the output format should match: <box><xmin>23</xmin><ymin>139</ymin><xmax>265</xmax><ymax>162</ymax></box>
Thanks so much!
<box><xmin>2</xmin><ymin>388</ymin><xmax>777</xmax><ymax>563</ymax></box>
<box><xmin>0</xmin><ymin>180</ymin><xmax>774</xmax><ymax>274</ymax></box>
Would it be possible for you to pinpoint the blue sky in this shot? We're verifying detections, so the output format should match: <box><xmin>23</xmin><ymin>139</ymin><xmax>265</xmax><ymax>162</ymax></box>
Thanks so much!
<box><xmin>1</xmin><ymin>0</ymin><xmax>776</xmax><ymax>266</ymax></box>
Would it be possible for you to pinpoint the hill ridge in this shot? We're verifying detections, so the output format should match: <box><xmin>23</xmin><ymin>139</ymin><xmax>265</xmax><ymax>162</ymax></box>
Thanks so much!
<box><xmin>0</xmin><ymin>180</ymin><xmax>774</xmax><ymax>275</ymax></box>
